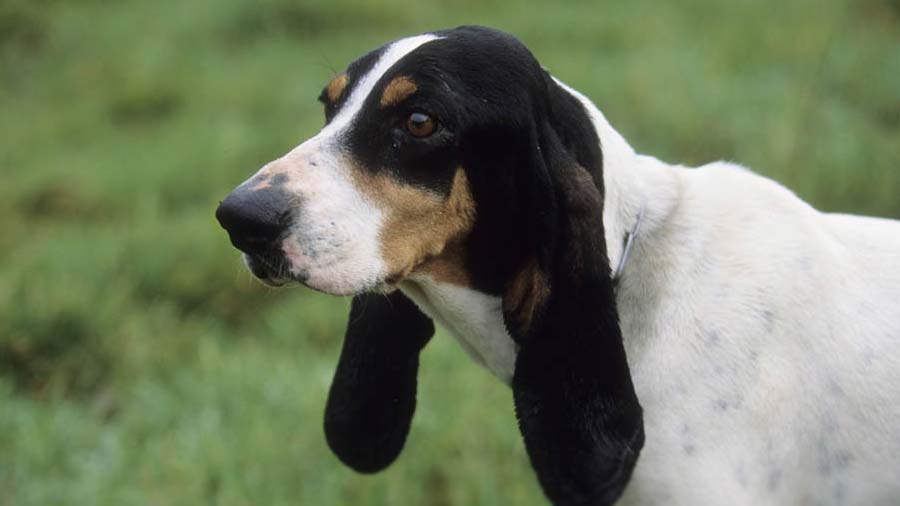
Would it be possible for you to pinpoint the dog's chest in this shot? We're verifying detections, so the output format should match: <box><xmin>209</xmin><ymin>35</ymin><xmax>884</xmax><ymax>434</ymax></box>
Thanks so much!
<box><xmin>399</xmin><ymin>278</ymin><xmax>518</xmax><ymax>383</ymax></box>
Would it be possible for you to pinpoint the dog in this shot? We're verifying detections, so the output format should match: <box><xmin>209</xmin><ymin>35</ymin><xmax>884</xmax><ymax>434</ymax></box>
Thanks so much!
<box><xmin>215</xmin><ymin>26</ymin><xmax>900</xmax><ymax>506</ymax></box>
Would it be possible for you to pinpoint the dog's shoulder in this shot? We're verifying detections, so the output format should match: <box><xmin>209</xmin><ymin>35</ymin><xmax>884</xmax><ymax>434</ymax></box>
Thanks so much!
<box><xmin>682</xmin><ymin>160</ymin><xmax>815</xmax><ymax>219</ymax></box>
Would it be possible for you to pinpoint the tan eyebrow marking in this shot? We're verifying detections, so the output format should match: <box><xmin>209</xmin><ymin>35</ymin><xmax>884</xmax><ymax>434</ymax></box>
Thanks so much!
<box><xmin>326</xmin><ymin>73</ymin><xmax>349</xmax><ymax>103</ymax></box>
<box><xmin>380</xmin><ymin>76</ymin><xmax>418</xmax><ymax>107</ymax></box>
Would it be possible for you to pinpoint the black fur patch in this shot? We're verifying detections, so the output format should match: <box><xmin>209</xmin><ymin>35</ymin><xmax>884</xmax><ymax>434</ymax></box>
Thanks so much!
<box><xmin>324</xmin><ymin>291</ymin><xmax>434</xmax><ymax>473</ymax></box>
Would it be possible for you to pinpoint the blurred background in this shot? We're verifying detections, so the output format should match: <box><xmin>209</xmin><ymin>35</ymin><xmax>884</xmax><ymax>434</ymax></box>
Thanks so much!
<box><xmin>1</xmin><ymin>0</ymin><xmax>898</xmax><ymax>504</ymax></box>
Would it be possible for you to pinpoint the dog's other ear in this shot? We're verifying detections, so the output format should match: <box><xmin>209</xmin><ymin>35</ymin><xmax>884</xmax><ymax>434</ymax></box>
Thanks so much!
<box><xmin>324</xmin><ymin>290</ymin><xmax>434</xmax><ymax>473</ymax></box>
<box><xmin>505</xmin><ymin>116</ymin><xmax>644</xmax><ymax>505</ymax></box>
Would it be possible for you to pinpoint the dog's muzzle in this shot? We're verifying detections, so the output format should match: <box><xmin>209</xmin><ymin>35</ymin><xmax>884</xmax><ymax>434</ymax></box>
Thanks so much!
<box><xmin>215</xmin><ymin>186</ymin><xmax>292</xmax><ymax>286</ymax></box>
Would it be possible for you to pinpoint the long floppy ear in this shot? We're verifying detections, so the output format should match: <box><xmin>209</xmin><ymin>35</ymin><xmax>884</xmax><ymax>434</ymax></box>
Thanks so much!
<box><xmin>324</xmin><ymin>290</ymin><xmax>434</xmax><ymax>473</ymax></box>
<box><xmin>503</xmin><ymin>97</ymin><xmax>644</xmax><ymax>504</ymax></box>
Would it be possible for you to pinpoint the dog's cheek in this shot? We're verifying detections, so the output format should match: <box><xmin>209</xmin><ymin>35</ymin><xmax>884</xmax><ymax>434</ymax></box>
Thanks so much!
<box><xmin>357</xmin><ymin>167</ymin><xmax>476</xmax><ymax>283</ymax></box>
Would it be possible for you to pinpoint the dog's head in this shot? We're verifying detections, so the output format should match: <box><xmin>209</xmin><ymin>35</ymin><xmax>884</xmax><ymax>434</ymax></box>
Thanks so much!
<box><xmin>216</xmin><ymin>25</ymin><xmax>604</xmax><ymax>308</ymax></box>
<box><xmin>217</xmin><ymin>27</ymin><xmax>643</xmax><ymax>503</ymax></box>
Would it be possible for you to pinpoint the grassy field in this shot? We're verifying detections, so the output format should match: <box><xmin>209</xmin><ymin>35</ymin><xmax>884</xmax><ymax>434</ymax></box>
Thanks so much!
<box><xmin>1</xmin><ymin>0</ymin><xmax>898</xmax><ymax>504</ymax></box>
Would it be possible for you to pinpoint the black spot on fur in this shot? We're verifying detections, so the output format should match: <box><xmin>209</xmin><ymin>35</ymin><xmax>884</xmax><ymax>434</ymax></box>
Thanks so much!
<box><xmin>762</xmin><ymin>309</ymin><xmax>776</xmax><ymax>333</ymax></box>
<box><xmin>704</xmin><ymin>329</ymin><xmax>721</xmax><ymax>347</ymax></box>
<box><xmin>269</xmin><ymin>173</ymin><xmax>288</xmax><ymax>187</ymax></box>
<box><xmin>816</xmin><ymin>438</ymin><xmax>853</xmax><ymax>477</ymax></box>
<box><xmin>767</xmin><ymin>467</ymin><xmax>783</xmax><ymax>492</ymax></box>
<box><xmin>735</xmin><ymin>462</ymin><xmax>749</xmax><ymax>489</ymax></box>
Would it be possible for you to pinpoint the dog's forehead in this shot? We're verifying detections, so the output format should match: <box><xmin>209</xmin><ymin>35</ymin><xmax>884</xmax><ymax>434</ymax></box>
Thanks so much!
<box><xmin>320</xmin><ymin>34</ymin><xmax>441</xmax><ymax>133</ymax></box>
<box><xmin>342</xmin><ymin>27</ymin><xmax>506</xmax><ymax>82</ymax></box>
<box><xmin>326</xmin><ymin>27</ymin><xmax>535</xmax><ymax>119</ymax></box>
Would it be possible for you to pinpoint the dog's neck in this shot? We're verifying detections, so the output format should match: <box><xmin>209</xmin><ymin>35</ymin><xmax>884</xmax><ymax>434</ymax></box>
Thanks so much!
<box><xmin>602</xmin><ymin>135</ymin><xmax>682</xmax><ymax>287</ymax></box>
<box><xmin>554</xmin><ymin>78</ymin><xmax>683</xmax><ymax>318</ymax></box>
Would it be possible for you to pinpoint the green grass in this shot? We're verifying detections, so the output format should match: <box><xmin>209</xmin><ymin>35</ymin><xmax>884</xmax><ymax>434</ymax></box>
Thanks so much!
<box><xmin>1</xmin><ymin>0</ymin><xmax>898</xmax><ymax>504</ymax></box>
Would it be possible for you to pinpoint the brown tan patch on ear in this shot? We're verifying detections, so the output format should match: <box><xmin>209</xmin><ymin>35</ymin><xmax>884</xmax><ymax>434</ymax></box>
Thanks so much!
<box><xmin>503</xmin><ymin>257</ymin><xmax>549</xmax><ymax>334</ymax></box>
<box><xmin>380</xmin><ymin>76</ymin><xmax>418</xmax><ymax>107</ymax></box>
<box><xmin>354</xmin><ymin>166</ymin><xmax>475</xmax><ymax>286</ymax></box>
<box><xmin>557</xmin><ymin>164</ymin><xmax>608</xmax><ymax>278</ymax></box>
<box><xmin>326</xmin><ymin>73</ymin><xmax>349</xmax><ymax>103</ymax></box>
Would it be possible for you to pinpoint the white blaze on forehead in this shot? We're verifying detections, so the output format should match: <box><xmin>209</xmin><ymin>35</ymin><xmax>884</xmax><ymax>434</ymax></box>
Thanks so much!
<box><xmin>319</xmin><ymin>33</ymin><xmax>442</xmax><ymax>139</ymax></box>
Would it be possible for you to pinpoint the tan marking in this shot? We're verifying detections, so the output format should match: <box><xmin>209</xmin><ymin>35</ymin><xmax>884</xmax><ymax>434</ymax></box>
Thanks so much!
<box><xmin>503</xmin><ymin>257</ymin><xmax>549</xmax><ymax>334</ymax></box>
<box><xmin>326</xmin><ymin>73</ymin><xmax>349</xmax><ymax>103</ymax></box>
<box><xmin>417</xmin><ymin>238</ymin><xmax>470</xmax><ymax>286</ymax></box>
<box><xmin>380</xmin><ymin>76</ymin><xmax>418</xmax><ymax>107</ymax></box>
<box><xmin>557</xmin><ymin>164</ymin><xmax>606</xmax><ymax>278</ymax></box>
<box><xmin>353</xmin><ymin>166</ymin><xmax>475</xmax><ymax>286</ymax></box>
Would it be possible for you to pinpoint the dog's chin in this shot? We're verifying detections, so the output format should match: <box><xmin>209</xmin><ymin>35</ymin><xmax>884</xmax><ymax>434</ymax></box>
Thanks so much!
<box><xmin>243</xmin><ymin>254</ymin><xmax>395</xmax><ymax>296</ymax></box>
<box><xmin>297</xmin><ymin>273</ymin><xmax>394</xmax><ymax>297</ymax></box>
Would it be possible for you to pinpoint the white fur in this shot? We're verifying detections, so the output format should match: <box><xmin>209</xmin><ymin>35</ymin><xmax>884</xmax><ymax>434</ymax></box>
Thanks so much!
<box><xmin>280</xmin><ymin>146</ymin><xmax>387</xmax><ymax>294</ymax></box>
<box><xmin>244</xmin><ymin>35</ymin><xmax>441</xmax><ymax>295</ymax></box>
<box><xmin>404</xmin><ymin>77</ymin><xmax>900</xmax><ymax>505</ymax></box>
<box><xmin>400</xmin><ymin>275</ymin><xmax>518</xmax><ymax>383</ymax></box>
<box><xmin>612</xmin><ymin>156</ymin><xmax>900</xmax><ymax>505</ymax></box>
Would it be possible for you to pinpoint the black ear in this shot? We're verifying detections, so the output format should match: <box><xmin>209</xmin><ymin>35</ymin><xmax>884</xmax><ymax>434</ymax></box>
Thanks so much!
<box><xmin>504</xmin><ymin>109</ymin><xmax>644</xmax><ymax>504</ymax></box>
<box><xmin>324</xmin><ymin>290</ymin><xmax>434</xmax><ymax>473</ymax></box>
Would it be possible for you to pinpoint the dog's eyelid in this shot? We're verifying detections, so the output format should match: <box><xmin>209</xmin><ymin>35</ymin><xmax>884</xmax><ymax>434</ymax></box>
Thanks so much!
<box><xmin>406</xmin><ymin>109</ymin><xmax>441</xmax><ymax>126</ymax></box>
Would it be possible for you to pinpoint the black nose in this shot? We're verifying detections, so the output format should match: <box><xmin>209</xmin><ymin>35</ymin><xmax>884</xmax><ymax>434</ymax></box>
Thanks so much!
<box><xmin>215</xmin><ymin>188</ymin><xmax>288</xmax><ymax>255</ymax></box>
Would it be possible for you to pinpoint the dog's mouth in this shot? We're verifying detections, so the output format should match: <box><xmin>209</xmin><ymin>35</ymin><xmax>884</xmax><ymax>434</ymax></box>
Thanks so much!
<box><xmin>243</xmin><ymin>254</ymin><xmax>290</xmax><ymax>288</ymax></box>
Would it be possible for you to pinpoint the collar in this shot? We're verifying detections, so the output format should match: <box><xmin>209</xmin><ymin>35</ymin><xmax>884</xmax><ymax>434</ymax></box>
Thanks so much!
<box><xmin>613</xmin><ymin>205</ymin><xmax>645</xmax><ymax>284</ymax></box>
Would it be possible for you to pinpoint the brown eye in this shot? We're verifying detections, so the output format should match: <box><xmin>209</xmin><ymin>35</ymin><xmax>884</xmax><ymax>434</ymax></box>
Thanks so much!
<box><xmin>406</xmin><ymin>112</ymin><xmax>436</xmax><ymax>138</ymax></box>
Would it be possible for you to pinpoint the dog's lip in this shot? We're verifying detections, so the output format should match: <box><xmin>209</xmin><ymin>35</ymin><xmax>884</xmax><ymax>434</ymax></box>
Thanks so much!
<box><xmin>258</xmin><ymin>276</ymin><xmax>287</xmax><ymax>287</ymax></box>
<box><xmin>244</xmin><ymin>254</ymin><xmax>289</xmax><ymax>287</ymax></box>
